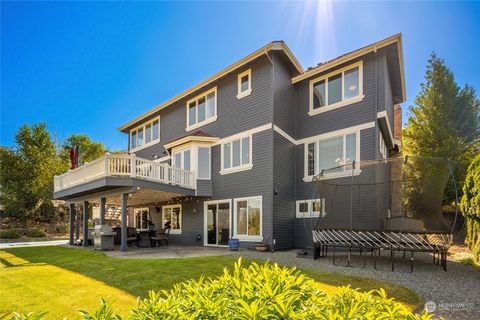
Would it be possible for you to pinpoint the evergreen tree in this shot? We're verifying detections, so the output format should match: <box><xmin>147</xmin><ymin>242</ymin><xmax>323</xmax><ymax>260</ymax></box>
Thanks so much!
<box><xmin>403</xmin><ymin>53</ymin><xmax>480</xmax><ymax>201</ymax></box>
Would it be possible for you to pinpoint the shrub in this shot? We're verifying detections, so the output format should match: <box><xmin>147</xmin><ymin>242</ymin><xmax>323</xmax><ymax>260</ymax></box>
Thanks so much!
<box><xmin>27</xmin><ymin>228</ymin><xmax>46</xmax><ymax>238</ymax></box>
<box><xmin>8</xmin><ymin>312</ymin><xmax>47</xmax><ymax>320</ymax></box>
<box><xmin>0</xmin><ymin>229</ymin><xmax>20</xmax><ymax>239</ymax></box>
<box><xmin>461</xmin><ymin>154</ymin><xmax>480</xmax><ymax>262</ymax></box>
<box><xmin>80</xmin><ymin>259</ymin><xmax>433</xmax><ymax>319</ymax></box>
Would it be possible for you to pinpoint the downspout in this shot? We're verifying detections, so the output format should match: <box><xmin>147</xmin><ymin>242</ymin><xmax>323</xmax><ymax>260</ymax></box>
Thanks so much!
<box><xmin>265</xmin><ymin>49</ymin><xmax>275</xmax><ymax>252</ymax></box>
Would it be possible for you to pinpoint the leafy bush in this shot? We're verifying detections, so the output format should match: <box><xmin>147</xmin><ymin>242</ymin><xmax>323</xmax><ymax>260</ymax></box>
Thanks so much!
<box><xmin>80</xmin><ymin>259</ymin><xmax>433</xmax><ymax>319</ymax></box>
<box><xmin>461</xmin><ymin>154</ymin><xmax>480</xmax><ymax>262</ymax></box>
<box><xmin>0</xmin><ymin>229</ymin><xmax>20</xmax><ymax>239</ymax></box>
<box><xmin>7</xmin><ymin>312</ymin><xmax>47</xmax><ymax>320</ymax></box>
<box><xmin>27</xmin><ymin>228</ymin><xmax>46</xmax><ymax>238</ymax></box>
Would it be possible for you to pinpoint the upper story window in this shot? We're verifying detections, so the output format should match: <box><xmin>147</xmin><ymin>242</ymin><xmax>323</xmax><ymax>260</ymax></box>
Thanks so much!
<box><xmin>173</xmin><ymin>148</ymin><xmax>191</xmax><ymax>171</ymax></box>
<box><xmin>236</xmin><ymin>69</ymin><xmax>252</xmax><ymax>99</ymax></box>
<box><xmin>172</xmin><ymin>145</ymin><xmax>211</xmax><ymax>180</ymax></box>
<box><xmin>304</xmin><ymin>131</ymin><xmax>360</xmax><ymax>181</ymax></box>
<box><xmin>186</xmin><ymin>87</ymin><xmax>217</xmax><ymax>131</ymax></box>
<box><xmin>130</xmin><ymin>116</ymin><xmax>160</xmax><ymax>151</ymax></box>
<box><xmin>309</xmin><ymin>61</ymin><xmax>364</xmax><ymax>116</ymax></box>
<box><xmin>221</xmin><ymin>135</ymin><xmax>252</xmax><ymax>175</ymax></box>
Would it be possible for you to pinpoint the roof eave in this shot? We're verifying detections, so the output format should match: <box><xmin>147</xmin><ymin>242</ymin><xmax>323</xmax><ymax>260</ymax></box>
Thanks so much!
<box><xmin>291</xmin><ymin>33</ymin><xmax>406</xmax><ymax>103</ymax></box>
<box><xmin>118</xmin><ymin>42</ymin><xmax>304</xmax><ymax>133</ymax></box>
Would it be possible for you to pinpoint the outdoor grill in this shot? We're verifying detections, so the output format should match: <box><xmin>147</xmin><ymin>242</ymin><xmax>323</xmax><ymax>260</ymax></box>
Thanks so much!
<box><xmin>93</xmin><ymin>224</ymin><xmax>116</xmax><ymax>251</ymax></box>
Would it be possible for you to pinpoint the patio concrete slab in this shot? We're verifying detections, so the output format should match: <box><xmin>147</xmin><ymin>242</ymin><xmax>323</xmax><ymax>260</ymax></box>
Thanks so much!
<box><xmin>105</xmin><ymin>245</ymin><xmax>231</xmax><ymax>259</ymax></box>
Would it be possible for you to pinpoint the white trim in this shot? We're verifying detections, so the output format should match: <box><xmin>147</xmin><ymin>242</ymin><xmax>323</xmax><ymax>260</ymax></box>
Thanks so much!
<box><xmin>237</xmin><ymin>69</ymin><xmax>252</xmax><ymax>99</ymax></box>
<box><xmin>297</xmin><ymin>122</ymin><xmax>374</xmax><ymax>145</ymax></box>
<box><xmin>153</xmin><ymin>155</ymin><xmax>171</xmax><ymax>163</ymax></box>
<box><xmin>292</xmin><ymin>33</ymin><xmax>403</xmax><ymax>88</ymax></box>
<box><xmin>273</xmin><ymin>125</ymin><xmax>297</xmax><ymax>145</ymax></box>
<box><xmin>308</xmin><ymin>61</ymin><xmax>364</xmax><ymax>116</ymax></box>
<box><xmin>130</xmin><ymin>116</ymin><xmax>160</xmax><ymax>152</ymax></box>
<box><xmin>118</xmin><ymin>41</ymin><xmax>303</xmax><ymax>132</ymax></box>
<box><xmin>220</xmin><ymin>135</ymin><xmax>253</xmax><ymax>175</ymax></box>
<box><xmin>162</xmin><ymin>204</ymin><xmax>182</xmax><ymax>234</ymax></box>
<box><xmin>186</xmin><ymin>87</ymin><xmax>218</xmax><ymax>132</ymax></box>
<box><xmin>377</xmin><ymin>110</ymin><xmax>395</xmax><ymax>147</ymax></box>
<box><xmin>233</xmin><ymin>196</ymin><xmax>263</xmax><ymax>242</ymax></box>
<box><xmin>379</xmin><ymin>131</ymin><xmax>387</xmax><ymax>159</ymax></box>
<box><xmin>303</xmin><ymin>124</ymin><xmax>368</xmax><ymax>181</ymax></box>
<box><xmin>171</xmin><ymin>144</ymin><xmax>212</xmax><ymax>180</ymax></box>
<box><xmin>274</xmin><ymin>122</ymin><xmax>374</xmax><ymax>146</ymax></box>
<box><xmin>203</xmin><ymin>199</ymin><xmax>232</xmax><ymax>247</ymax></box>
<box><xmin>295</xmin><ymin>199</ymin><xmax>326</xmax><ymax>218</ymax></box>
<box><xmin>215</xmin><ymin>123</ymin><xmax>272</xmax><ymax>145</ymax></box>
<box><xmin>133</xmin><ymin>207</ymin><xmax>150</xmax><ymax>231</ymax></box>
<box><xmin>302</xmin><ymin>169</ymin><xmax>362</xmax><ymax>182</ymax></box>
<box><xmin>220</xmin><ymin>164</ymin><xmax>254</xmax><ymax>175</ymax></box>
<box><xmin>164</xmin><ymin>136</ymin><xmax>219</xmax><ymax>150</ymax></box>
<box><xmin>197</xmin><ymin>146</ymin><xmax>211</xmax><ymax>180</ymax></box>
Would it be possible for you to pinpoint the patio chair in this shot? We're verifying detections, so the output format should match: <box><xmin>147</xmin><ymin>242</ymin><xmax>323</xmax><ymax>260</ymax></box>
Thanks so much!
<box><xmin>151</xmin><ymin>228</ymin><xmax>171</xmax><ymax>247</ymax></box>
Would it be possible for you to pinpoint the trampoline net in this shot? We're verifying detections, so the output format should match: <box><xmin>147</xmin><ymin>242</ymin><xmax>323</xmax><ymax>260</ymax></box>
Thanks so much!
<box><xmin>312</xmin><ymin>156</ymin><xmax>456</xmax><ymax>234</ymax></box>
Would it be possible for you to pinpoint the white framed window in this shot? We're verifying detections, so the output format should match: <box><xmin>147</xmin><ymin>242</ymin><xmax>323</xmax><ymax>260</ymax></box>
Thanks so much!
<box><xmin>304</xmin><ymin>131</ymin><xmax>360</xmax><ymax>181</ymax></box>
<box><xmin>220</xmin><ymin>135</ymin><xmax>252</xmax><ymax>175</ymax></box>
<box><xmin>296</xmin><ymin>199</ymin><xmax>326</xmax><ymax>218</ymax></box>
<box><xmin>309</xmin><ymin>61</ymin><xmax>364</xmax><ymax>116</ymax></box>
<box><xmin>379</xmin><ymin>132</ymin><xmax>387</xmax><ymax>159</ymax></box>
<box><xmin>237</xmin><ymin>69</ymin><xmax>252</xmax><ymax>99</ymax></box>
<box><xmin>172</xmin><ymin>148</ymin><xmax>191</xmax><ymax>171</ymax></box>
<box><xmin>134</xmin><ymin>208</ymin><xmax>150</xmax><ymax>231</ymax></box>
<box><xmin>197</xmin><ymin>147</ymin><xmax>211</xmax><ymax>179</ymax></box>
<box><xmin>233</xmin><ymin>196</ymin><xmax>262</xmax><ymax>241</ymax></box>
<box><xmin>186</xmin><ymin>87</ymin><xmax>217</xmax><ymax>131</ymax></box>
<box><xmin>171</xmin><ymin>145</ymin><xmax>211</xmax><ymax>179</ymax></box>
<box><xmin>130</xmin><ymin>116</ymin><xmax>160</xmax><ymax>152</ymax></box>
<box><xmin>162</xmin><ymin>204</ymin><xmax>182</xmax><ymax>234</ymax></box>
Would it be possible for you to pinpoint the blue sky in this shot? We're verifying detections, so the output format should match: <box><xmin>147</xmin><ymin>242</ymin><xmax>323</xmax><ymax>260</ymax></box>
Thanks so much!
<box><xmin>2</xmin><ymin>1</ymin><xmax>479</xmax><ymax>151</ymax></box>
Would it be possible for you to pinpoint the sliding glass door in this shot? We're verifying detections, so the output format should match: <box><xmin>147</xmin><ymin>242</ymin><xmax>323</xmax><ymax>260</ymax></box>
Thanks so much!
<box><xmin>205</xmin><ymin>201</ymin><xmax>231</xmax><ymax>246</ymax></box>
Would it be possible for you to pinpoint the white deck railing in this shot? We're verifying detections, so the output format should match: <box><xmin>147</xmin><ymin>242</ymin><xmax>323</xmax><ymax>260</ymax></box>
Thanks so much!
<box><xmin>54</xmin><ymin>154</ymin><xmax>195</xmax><ymax>192</ymax></box>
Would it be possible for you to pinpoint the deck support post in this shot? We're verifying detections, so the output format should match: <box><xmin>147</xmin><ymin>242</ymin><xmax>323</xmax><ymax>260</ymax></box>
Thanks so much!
<box><xmin>69</xmin><ymin>203</ymin><xmax>75</xmax><ymax>245</ymax></box>
<box><xmin>75</xmin><ymin>208</ymin><xmax>80</xmax><ymax>240</ymax></box>
<box><xmin>100</xmin><ymin>197</ymin><xmax>106</xmax><ymax>225</ymax></box>
<box><xmin>83</xmin><ymin>201</ymin><xmax>89</xmax><ymax>247</ymax></box>
<box><xmin>120</xmin><ymin>193</ymin><xmax>128</xmax><ymax>252</ymax></box>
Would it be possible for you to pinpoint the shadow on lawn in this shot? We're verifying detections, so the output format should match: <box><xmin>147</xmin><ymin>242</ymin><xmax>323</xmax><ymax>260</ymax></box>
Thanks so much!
<box><xmin>1</xmin><ymin>246</ymin><xmax>244</xmax><ymax>299</ymax></box>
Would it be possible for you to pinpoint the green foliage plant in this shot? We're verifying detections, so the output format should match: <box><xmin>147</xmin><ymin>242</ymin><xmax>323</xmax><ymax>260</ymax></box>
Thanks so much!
<box><xmin>80</xmin><ymin>258</ymin><xmax>433</xmax><ymax>319</ymax></box>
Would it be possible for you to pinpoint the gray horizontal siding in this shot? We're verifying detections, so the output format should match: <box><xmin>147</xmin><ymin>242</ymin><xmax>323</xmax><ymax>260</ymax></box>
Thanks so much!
<box><xmin>294</xmin><ymin>52</ymin><xmax>380</xmax><ymax>140</ymax></box>
<box><xmin>133</xmin><ymin>56</ymin><xmax>273</xmax><ymax>160</ymax></box>
<box><xmin>210</xmin><ymin>129</ymin><xmax>273</xmax><ymax>243</ymax></box>
<box><xmin>294</xmin><ymin>127</ymin><xmax>377</xmax><ymax>247</ymax></box>
<box><xmin>272</xmin><ymin>132</ymin><xmax>296</xmax><ymax>250</ymax></box>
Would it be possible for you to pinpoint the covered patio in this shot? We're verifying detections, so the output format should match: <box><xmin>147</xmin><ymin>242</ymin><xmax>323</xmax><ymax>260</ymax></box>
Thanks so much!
<box><xmin>53</xmin><ymin>153</ymin><xmax>200</xmax><ymax>251</ymax></box>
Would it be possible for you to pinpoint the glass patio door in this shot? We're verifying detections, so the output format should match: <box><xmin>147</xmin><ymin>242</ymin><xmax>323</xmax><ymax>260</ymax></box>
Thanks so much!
<box><xmin>206</xmin><ymin>202</ymin><xmax>230</xmax><ymax>246</ymax></box>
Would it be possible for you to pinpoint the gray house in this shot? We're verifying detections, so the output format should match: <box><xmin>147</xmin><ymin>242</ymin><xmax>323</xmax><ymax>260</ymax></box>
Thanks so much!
<box><xmin>54</xmin><ymin>34</ymin><xmax>405</xmax><ymax>251</ymax></box>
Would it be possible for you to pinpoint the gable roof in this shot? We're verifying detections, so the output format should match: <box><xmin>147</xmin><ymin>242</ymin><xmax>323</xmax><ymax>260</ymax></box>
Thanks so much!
<box><xmin>291</xmin><ymin>33</ymin><xmax>406</xmax><ymax>102</ymax></box>
<box><xmin>118</xmin><ymin>34</ymin><xmax>406</xmax><ymax>133</ymax></box>
<box><xmin>163</xmin><ymin>130</ymin><xmax>219</xmax><ymax>151</ymax></box>
<box><xmin>118</xmin><ymin>41</ymin><xmax>304</xmax><ymax>132</ymax></box>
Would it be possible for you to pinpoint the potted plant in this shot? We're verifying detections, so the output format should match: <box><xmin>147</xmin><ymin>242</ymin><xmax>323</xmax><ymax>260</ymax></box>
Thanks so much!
<box><xmin>256</xmin><ymin>243</ymin><xmax>268</xmax><ymax>252</ymax></box>
<box><xmin>228</xmin><ymin>238</ymin><xmax>240</xmax><ymax>251</ymax></box>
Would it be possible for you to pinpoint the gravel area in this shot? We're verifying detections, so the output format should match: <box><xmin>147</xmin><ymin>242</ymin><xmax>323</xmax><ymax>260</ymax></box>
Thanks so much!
<box><xmin>233</xmin><ymin>249</ymin><xmax>480</xmax><ymax>320</ymax></box>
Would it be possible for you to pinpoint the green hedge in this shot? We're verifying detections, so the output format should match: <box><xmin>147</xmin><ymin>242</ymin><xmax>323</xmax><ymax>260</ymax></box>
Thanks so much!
<box><xmin>0</xmin><ymin>229</ymin><xmax>21</xmax><ymax>239</ymax></box>
<box><xmin>465</xmin><ymin>216</ymin><xmax>480</xmax><ymax>262</ymax></box>
<box><xmin>461</xmin><ymin>154</ymin><xmax>480</xmax><ymax>262</ymax></box>
<box><xmin>0</xmin><ymin>228</ymin><xmax>47</xmax><ymax>239</ymax></box>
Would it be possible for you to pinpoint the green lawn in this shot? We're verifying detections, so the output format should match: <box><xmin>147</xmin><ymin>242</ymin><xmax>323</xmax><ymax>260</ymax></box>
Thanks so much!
<box><xmin>0</xmin><ymin>246</ymin><xmax>421</xmax><ymax>319</ymax></box>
